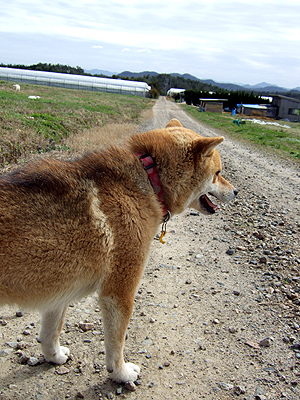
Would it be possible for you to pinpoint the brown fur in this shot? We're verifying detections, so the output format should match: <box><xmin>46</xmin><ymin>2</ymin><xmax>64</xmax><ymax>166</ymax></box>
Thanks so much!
<box><xmin>0</xmin><ymin>120</ymin><xmax>237</xmax><ymax>383</ymax></box>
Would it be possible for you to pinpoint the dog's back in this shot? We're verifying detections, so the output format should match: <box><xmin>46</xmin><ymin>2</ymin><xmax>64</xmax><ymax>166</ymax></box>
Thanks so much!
<box><xmin>0</xmin><ymin>146</ymin><xmax>161</xmax><ymax>308</ymax></box>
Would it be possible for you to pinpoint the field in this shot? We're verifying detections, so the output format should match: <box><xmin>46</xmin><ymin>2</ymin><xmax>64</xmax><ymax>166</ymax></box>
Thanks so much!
<box><xmin>1</xmin><ymin>83</ymin><xmax>300</xmax><ymax>168</ymax></box>
<box><xmin>181</xmin><ymin>103</ymin><xmax>300</xmax><ymax>161</ymax></box>
<box><xmin>0</xmin><ymin>81</ymin><xmax>153</xmax><ymax>167</ymax></box>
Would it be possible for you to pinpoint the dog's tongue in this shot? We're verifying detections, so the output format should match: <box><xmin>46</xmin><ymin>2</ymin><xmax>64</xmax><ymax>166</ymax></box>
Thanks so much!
<box><xmin>200</xmin><ymin>194</ymin><xmax>218</xmax><ymax>213</ymax></box>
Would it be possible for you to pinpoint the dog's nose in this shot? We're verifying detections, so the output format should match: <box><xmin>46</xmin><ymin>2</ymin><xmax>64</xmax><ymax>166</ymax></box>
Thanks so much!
<box><xmin>234</xmin><ymin>188</ymin><xmax>239</xmax><ymax>197</ymax></box>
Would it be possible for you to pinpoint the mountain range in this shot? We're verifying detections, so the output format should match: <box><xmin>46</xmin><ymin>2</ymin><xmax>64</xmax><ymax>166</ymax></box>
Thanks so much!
<box><xmin>85</xmin><ymin>69</ymin><xmax>300</xmax><ymax>93</ymax></box>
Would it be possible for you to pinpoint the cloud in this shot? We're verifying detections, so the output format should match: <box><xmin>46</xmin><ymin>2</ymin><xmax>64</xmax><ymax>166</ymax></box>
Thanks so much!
<box><xmin>135</xmin><ymin>49</ymin><xmax>151</xmax><ymax>53</ymax></box>
<box><xmin>1</xmin><ymin>0</ymin><xmax>300</xmax><ymax>87</ymax></box>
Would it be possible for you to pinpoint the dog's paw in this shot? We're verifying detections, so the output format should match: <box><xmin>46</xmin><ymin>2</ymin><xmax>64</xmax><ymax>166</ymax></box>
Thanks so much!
<box><xmin>44</xmin><ymin>346</ymin><xmax>70</xmax><ymax>365</ymax></box>
<box><xmin>110</xmin><ymin>362</ymin><xmax>140</xmax><ymax>383</ymax></box>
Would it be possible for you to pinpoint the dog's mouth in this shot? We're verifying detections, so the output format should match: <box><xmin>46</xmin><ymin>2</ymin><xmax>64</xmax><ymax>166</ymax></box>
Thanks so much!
<box><xmin>200</xmin><ymin>194</ymin><xmax>218</xmax><ymax>214</ymax></box>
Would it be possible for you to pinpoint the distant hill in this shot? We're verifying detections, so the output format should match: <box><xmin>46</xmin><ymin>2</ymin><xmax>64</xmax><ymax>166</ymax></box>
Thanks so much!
<box><xmin>85</xmin><ymin>69</ymin><xmax>117</xmax><ymax>76</ymax></box>
<box><xmin>170</xmin><ymin>73</ymin><xmax>201</xmax><ymax>81</ymax></box>
<box><xmin>200</xmin><ymin>79</ymin><xmax>246</xmax><ymax>91</ymax></box>
<box><xmin>244</xmin><ymin>82</ymin><xmax>289</xmax><ymax>93</ymax></box>
<box><xmin>118</xmin><ymin>71</ymin><xmax>159</xmax><ymax>79</ymax></box>
<box><xmin>244</xmin><ymin>82</ymin><xmax>274</xmax><ymax>89</ymax></box>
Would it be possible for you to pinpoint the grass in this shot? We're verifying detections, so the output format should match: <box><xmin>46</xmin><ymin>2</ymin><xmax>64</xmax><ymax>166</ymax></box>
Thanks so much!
<box><xmin>0</xmin><ymin>81</ymin><xmax>153</xmax><ymax>166</ymax></box>
<box><xmin>181</xmin><ymin>104</ymin><xmax>300</xmax><ymax>162</ymax></box>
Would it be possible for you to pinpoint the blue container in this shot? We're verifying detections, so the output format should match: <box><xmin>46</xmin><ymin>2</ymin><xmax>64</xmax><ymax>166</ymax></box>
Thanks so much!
<box><xmin>231</xmin><ymin>108</ymin><xmax>236</xmax><ymax>116</ymax></box>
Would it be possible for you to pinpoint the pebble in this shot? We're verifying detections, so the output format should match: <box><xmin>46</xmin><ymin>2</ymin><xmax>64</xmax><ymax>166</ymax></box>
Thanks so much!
<box><xmin>259</xmin><ymin>338</ymin><xmax>271</xmax><ymax>347</ymax></box>
<box><xmin>219</xmin><ymin>382</ymin><xmax>234</xmax><ymax>391</ymax></box>
<box><xmin>27</xmin><ymin>357</ymin><xmax>39</xmax><ymax>366</ymax></box>
<box><xmin>0</xmin><ymin>349</ymin><xmax>13</xmax><ymax>357</ymax></box>
<box><xmin>79</xmin><ymin>322</ymin><xmax>94</xmax><ymax>332</ymax></box>
<box><xmin>116</xmin><ymin>387</ymin><xmax>123</xmax><ymax>395</ymax></box>
<box><xmin>226</xmin><ymin>248</ymin><xmax>235</xmax><ymax>255</ymax></box>
<box><xmin>124</xmin><ymin>381</ymin><xmax>136</xmax><ymax>391</ymax></box>
<box><xmin>55</xmin><ymin>366</ymin><xmax>70</xmax><ymax>375</ymax></box>
<box><xmin>18</xmin><ymin>354</ymin><xmax>30</xmax><ymax>364</ymax></box>
<box><xmin>233</xmin><ymin>385</ymin><xmax>246</xmax><ymax>395</ymax></box>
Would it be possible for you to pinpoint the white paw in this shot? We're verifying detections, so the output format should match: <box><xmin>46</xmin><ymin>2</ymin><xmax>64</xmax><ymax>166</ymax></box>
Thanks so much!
<box><xmin>44</xmin><ymin>346</ymin><xmax>70</xmax><ymax>365</ymax></box>
<box><xmin>110</xmin><ymin>362</ymin><xmax>140</xmax><ymax>383</ymax></box>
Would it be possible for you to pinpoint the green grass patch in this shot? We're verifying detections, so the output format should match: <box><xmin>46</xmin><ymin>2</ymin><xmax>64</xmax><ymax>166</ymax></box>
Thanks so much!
<box><xmin>0</xmin><ymin>81</ymin><xmax>153</xmax><ymax>165</ymax></box>
<box><xmin>181</xmin><ymin>104</ymin><xmax>300</xmax><ymax>161</ymax></box>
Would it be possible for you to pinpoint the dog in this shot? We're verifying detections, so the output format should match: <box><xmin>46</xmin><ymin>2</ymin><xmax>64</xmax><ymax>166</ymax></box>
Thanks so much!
<box><xmin>0</xmin><ymin>119</ymin><xmax>238</xmax><ymax>383</ymax></box>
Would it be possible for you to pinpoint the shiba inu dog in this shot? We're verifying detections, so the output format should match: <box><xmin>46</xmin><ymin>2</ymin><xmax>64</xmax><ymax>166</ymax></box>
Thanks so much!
<box><xmin>0</xmin><ymin>119</ymin><xmax>237</xmax><ymax>384</ymax></box>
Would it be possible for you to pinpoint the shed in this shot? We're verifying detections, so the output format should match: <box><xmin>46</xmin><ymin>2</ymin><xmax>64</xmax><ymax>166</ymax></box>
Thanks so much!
<box><xmin>167</xmin><ymin>88</ymin><xmax>185</xmax><ymax>96</ymax></box>
<box><xmin>241</xmin><ymin>104</ymin><xmax>268</xmax><ymax>118</ymax></box>
<box><xmin>199</xmin><ymin>98</ymin><xmax>228</xmax><ymax>113</ymax></box>
<box><xmin>0</xmin><ymin>67</ymin><xmax>151</xmax><ymax>97</ymax></box>
<box><xmin>271</xmin><ymin>95</ymin><xmax>300</xmax><ymax>122</ymax></box>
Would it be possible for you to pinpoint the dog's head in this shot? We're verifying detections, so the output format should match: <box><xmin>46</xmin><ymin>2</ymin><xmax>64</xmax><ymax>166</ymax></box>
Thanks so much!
<box><xmin>129</xmin><ymin>119</ymin><xmax>238</xmax><ymax>216</ymax></box>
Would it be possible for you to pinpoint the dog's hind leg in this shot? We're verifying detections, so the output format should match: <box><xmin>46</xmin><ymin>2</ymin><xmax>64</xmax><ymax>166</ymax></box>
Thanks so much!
<box><xmin>38</xmin><ymin>306</ymin><xmax>70</xmax><ymax>364</ymax></box>
<box><xmin>99</xmin><ymin>294</ymin><xmax>140</xmax><ymax>383</ymax></box>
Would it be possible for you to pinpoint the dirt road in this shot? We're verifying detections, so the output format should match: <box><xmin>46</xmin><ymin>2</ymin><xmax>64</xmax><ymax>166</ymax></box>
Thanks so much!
<box><xmin>1</xmin><ymin>97</ymin><xmax>300</xmax><ymax>399</ymax></box>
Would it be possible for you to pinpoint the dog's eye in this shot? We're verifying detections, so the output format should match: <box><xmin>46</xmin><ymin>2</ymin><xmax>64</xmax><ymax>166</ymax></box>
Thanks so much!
<box><xmin>216</xmin><ymin>170</ymin><xmax>221</xmax><ymax>176</ymax></box>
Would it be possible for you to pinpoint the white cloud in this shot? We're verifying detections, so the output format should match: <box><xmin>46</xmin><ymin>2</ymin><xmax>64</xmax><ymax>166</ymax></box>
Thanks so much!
<box><xmin>92</xmin><ymin>45</ymin><xmax>103</xmax><ymax>49</ymax></box>
<box><xmin>135</xmin><ymin>49</ymin><xmax>151</xmax><ymax>53</ymax></box>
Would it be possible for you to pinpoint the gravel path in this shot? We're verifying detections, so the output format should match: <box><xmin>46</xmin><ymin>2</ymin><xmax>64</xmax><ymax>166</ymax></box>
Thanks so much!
<box><xmin>1</xmin><ymin>97</ymin><xmax>300</xmax><ymax>400</ymax></box>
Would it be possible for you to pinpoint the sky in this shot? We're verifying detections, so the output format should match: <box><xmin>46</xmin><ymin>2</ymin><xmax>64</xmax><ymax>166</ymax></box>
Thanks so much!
<box><xmin>1</xmin><ymin>0</ymin><xmax>300</xmax><ymax>89</ymax></box>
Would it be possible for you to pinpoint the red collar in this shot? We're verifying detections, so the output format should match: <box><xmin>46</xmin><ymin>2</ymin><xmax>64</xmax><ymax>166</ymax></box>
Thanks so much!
<box><xmin>136</xmin><ymin>153</ymin><xmax>170</xmax><ymax>222</ymax></box>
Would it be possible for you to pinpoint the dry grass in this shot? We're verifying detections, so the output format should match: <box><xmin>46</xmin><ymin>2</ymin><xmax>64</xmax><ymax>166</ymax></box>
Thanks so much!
<box><xmin>0</xmin><ymin>81</ymin><xmax>154</xmax><ymax>172</ymax></box>
<box><xmin>66</xmin><ymin>123</ymin><xmax>140</xmax><ymax>153</ymax></box>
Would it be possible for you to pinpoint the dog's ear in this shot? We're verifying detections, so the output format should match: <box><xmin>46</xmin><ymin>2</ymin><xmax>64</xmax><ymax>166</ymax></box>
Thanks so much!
<box><xmin>193</xmin><ymin>137</ymin><xmax>224</xmax><ymax>157</ymax></box>
<box><xmin>165</xmin><ymin>119</ymin><xmax>183</xmax><ymax>128</ymax></box>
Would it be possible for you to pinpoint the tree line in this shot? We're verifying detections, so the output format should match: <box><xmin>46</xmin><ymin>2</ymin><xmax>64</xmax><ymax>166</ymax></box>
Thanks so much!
<box><xmin>184</xmin><ymin>89</ymin><xmax>271</xmax><ymax>109</ymax></box>
<box><xmin>0</xmin><ymin>63</ymin><xmax>85</xmax><ymax>75</ymax></box>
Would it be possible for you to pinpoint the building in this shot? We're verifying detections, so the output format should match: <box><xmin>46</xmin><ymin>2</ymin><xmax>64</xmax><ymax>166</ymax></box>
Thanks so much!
<box><xmin>167</xmin><ymin>88</ymin><xmax>185</xmax><ymax>96</ymax></box>
<box><xmin>199</xmin><ymin>98</ymin><xmax>228</xmax><ymax>113</ymax></box>
<box><xmin>241</xmin><ymin>104</ymin><xmax>268</xmax><ymax>118</ymax></box>
<box><xmin>271</xmin><ymin>95</ymin><xmax>300</xmax><ymax>122</ymax></box>
<box><xmin>0</xmin><ymin>67</ymin><xmax>151</xmax><ymax>97</ymax></box>
<box><xmin>167</xmin><ymin>88</ymin><xmax>185</xmax><ymax>102</ymax></box>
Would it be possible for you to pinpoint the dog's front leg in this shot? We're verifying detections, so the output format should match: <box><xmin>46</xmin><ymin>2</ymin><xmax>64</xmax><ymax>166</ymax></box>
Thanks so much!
<box><xmin>99</xmin><ymin>294</ymin><xmax>140</xmax><ymax>383</ymax></box>
<box><xmin>38</xmin><ymin>306</ymin><xmax>70</xmax><ymax>364</ymax></box>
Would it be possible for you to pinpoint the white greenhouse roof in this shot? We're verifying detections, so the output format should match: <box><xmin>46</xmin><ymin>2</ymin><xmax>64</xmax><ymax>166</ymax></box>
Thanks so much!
<box><xmin>167</xmin><ymin>88</ymin><xmax>185</xmax><ymax>96</ymax></box>
<box><xmin>0</xmin><ymin>67</ymin><xmax>151</xmax><ymax>97</ymax></box>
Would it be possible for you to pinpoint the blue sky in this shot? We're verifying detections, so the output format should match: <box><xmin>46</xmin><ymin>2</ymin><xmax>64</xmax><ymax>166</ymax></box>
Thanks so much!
<box><xmin>1</xmin><ymin>0</ymin><xmax>300</xmax><ymax>88</ymax></box>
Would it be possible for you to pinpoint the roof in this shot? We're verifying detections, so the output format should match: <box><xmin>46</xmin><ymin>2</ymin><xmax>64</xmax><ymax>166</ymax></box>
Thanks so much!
<box><xmin>167</xmin><ymin>88</ymin><xmax>185</xmax><ymax>95</ymax></box>
<box><xmin>242</xmin><ymin>104</ymin><xmax>267</xmax><ymax>110</ymax></box>
<box><xmin>271</xmin><ymin>94</ymin><xmax>300</xmax><ymax>104</ymax></box>
<box><xmin>199</xmin><ymin>98</ymin><xmax>228</xmax><ymax>102</ymax></box>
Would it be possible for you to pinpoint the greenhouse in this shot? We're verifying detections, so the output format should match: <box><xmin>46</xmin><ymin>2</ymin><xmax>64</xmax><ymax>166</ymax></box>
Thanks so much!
<box><xmin>0</xmin><ymin>67</ymin><xmax>151</xmax><ymax>97</ymax></box>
